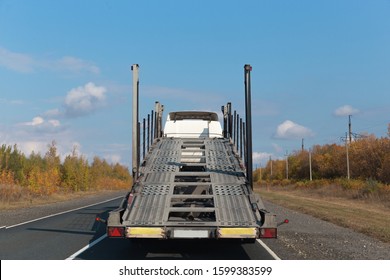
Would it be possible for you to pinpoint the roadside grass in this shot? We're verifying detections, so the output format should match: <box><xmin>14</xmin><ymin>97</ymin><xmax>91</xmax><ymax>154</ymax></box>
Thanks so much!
<box><xmin>255</xmin><ymin>183</ymin><xmax>390</xmax><ymax>243</ymax></box>
<box><xmin>0</xmin><ymin>184</ymin><xmax>129</xmax><ymax>210</ymax></box>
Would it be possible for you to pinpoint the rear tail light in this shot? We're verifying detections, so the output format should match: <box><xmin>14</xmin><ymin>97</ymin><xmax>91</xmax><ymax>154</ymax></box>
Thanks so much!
<box><xmin>107</xmin><ymin>227</ymin><xmax>125</xmax><ymax>237</ymax></box>
<box><xmin>260</xmin><ymin>228</ymin><xmax>277</xmax><ymax>238</ymax></box>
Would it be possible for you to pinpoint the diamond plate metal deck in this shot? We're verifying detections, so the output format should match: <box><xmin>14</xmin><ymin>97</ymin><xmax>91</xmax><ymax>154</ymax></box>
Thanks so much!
<box><xmin>123</xmin><ymin>137</ymin><xmax>258</xmax><ymax>227</ymax></box>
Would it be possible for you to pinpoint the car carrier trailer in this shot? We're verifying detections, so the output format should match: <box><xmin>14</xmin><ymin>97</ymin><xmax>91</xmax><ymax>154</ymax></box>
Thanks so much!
<box><xmin>106</xmin><ymin>64</ymin><xmax>278</xmax><ymax>241</ymax></box>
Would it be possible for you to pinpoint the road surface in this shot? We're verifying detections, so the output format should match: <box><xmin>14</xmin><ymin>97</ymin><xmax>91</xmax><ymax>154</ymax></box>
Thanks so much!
<box><xmin>0</xmin><ymin>194</ymin><xmax>276</xmax><ymax>260</ymax></box>
<box><xmin>1</xmin><ymin>191</ymin><xmax>389</xmax><ymax>259</ymax></box>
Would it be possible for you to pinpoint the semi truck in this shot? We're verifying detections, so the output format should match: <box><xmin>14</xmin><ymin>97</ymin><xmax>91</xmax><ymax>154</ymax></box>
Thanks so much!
<box><xmin>106</xmin><ymin>65</ymin><xmax>278</xmax><ymax>242</ymax></box>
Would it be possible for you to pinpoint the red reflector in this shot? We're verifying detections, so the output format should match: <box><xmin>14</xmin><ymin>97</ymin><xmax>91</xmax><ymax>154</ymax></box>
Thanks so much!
<box><xmin>260</xmin><ymin>228</ymin><xmax>277</xmax><ymax>238</ymax></box>
<box><xmin>108</xmin><ymin>227</ymin><xmax>125</xmax><ymax>237</ymax></box>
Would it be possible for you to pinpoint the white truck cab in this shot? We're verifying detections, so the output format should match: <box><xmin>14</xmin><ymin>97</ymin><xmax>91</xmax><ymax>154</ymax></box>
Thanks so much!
<box><xmin>163</xmin><ymin>111</ymin><xmax>223</xmax><ymax>138</ymax></box>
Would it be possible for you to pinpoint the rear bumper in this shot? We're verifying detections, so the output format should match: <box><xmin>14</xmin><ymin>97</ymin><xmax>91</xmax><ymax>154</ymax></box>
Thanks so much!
<box><xmin>107</xmin><ymin>226</ymin><xmax>277</xmax><ymax>239</ymax></box>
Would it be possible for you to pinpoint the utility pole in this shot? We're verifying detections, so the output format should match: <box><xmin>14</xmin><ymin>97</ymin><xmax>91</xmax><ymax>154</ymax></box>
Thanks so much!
<box><xmin>259</xmin><ymin>164</ymin><xmax>262</xmax><ymax>182</ymax></box>
<box><xmin>340</xmin><ymin>132</ymin><xmax>351</xmax><ymax>180</ymax></box>
<box><xmin>348</xmin><ymin>115</ymin><xmax>352</xmax><ymax>144</ymax></box>
<box><xmin>309</xmin><ymin>149</ymin><xmax>312</xmax><ymax>181</ymax></box>
<box><xmin>302</xmin><ymin>138</ymin><xmax>304</xmax><ymax>151</ymax></box>
<box><xmin>285</xmin><ymin>150</ymin><xmax>289</xmax><ymax>180</ymax></box>
<box><xmin>344</xmin><ymin>132</ymin><xmax>350</xmax><ymax>180</ymax></box>
<box><xmin>269</xmin><ymin>156</ymin><xmax>273</xmax><ymax>178</ymax></box>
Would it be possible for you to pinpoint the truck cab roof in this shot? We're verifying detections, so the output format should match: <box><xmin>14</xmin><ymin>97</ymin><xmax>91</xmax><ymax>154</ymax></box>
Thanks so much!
<box><xmin>164</xmin><ymin>111</ymin><xmax>223</xmax><ymax>138</ymax></box>
<box><xmin>167</xmin><ymin>111</ymin><xmax>220</xmax><ymax>122</ymax></box>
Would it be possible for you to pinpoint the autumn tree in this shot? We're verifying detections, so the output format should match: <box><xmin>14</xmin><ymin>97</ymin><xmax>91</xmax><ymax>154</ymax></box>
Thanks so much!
<box><xmin>387</xmin><ymin>123</ymin><xmax>390</xmax><ymax>138</ymax></box>
<box><xmin>43</xmin><ymin>141</ymin><xmax>61</xmax><ymax>193</ymax></box>
<box><xmin>62</xmin><ymin>146</ymin><xmax>91</xmax><ymax>192</ymax></box>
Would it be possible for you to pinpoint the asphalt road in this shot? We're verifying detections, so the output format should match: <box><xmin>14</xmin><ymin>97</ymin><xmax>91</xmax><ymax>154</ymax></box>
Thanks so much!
<box><xmin>0</xmin><ymin>198</ymin><xmax>118</xmax><ymax>260</ymax></box>
<box><xmin>1</xmin><ymin>191</ymin><xmax>389</xmax><ymax>260</ymax></box>
<box><xmin>0</xmin><ymin>196</ymin><xmax>276</xmax><ymax>260</ymax></box>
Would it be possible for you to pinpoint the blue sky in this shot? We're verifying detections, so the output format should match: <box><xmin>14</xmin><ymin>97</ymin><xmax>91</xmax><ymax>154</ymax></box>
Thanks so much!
<box><xmin>1</xmin><ymin>0</ymin><xmax>389</xmax><ymax>167</ymax></box>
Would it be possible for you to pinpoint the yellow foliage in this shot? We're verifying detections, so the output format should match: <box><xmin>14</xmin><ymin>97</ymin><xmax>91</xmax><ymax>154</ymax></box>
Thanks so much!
<box><xmin>0</xmin><ymin>170</ymin><xmax>16</xmax><ymax>185</ymax></box>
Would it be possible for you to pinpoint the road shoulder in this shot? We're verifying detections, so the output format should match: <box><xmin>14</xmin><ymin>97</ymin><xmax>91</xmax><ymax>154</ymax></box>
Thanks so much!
<box><xmin>0</xmin><ymin>190</ymin><xmax>128</xmax><ymax>228</ymax></box>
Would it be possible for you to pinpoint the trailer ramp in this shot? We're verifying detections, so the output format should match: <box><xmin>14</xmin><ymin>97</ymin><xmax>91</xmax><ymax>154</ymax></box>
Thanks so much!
<box><xmin>106</xmin><ymin>137</ymin><xmax>276</xmax><ymax>240</ymax></box>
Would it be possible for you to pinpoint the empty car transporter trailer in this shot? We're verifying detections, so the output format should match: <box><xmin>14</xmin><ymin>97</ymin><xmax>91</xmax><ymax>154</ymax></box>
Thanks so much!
<box><xmin>106</xmin><ymin>65</ymin><xmax>278</xmax><ymax>242</ymax></box>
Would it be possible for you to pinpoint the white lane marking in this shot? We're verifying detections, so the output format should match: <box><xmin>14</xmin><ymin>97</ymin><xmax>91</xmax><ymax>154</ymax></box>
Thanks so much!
<box><xmin>0</xmin><ymin>226</ymin><xmax>6</xmax><ymax>229</ymax></box>
<box><xmin>256</xmin><ymin>239</ymin><xmax>281</xmax><ymax>260</ymax></box>
<box><xmin>5</xmin><ymin>196</ymin><xmax>124</xmax><ymax>229</ymax></box>
<box><xmin>65</xmin><ymin>234</ymin><xmax>107</xmax><ymax>260</ymax></box>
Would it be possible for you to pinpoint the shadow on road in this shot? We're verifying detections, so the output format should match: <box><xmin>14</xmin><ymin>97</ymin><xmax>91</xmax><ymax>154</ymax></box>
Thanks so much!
<box><xmin>22</xmin><ymin>202</ymin><xmax>271</xmax><ymax>260</ymax></box>
<box><xmin>25</xmin><ymin>206</ymin><xmax>115</xmax><ymax>238</ymax></box>
<box><xmin>76</xmin><ymin>238</ymin><xmax>268</xmax><ymax>260</ymax></box>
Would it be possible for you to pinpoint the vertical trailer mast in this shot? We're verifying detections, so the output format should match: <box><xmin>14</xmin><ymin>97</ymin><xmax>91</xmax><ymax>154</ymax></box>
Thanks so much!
<box><xmin>244</xmin><ymin>64</ymin><xmax>253</xmax><ymax>190</ymax></box>
<box><xmin>131</xmin><ymin>64</ymin><xmax>139</xmax><ymax>180</ymax></box>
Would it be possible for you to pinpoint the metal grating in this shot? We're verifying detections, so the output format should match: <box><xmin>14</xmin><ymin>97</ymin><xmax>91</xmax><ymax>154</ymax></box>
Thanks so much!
<box><xmin>207</xmin><ymin>151</ymin><xmax>227</xmax><ymax>158</ymax></box>
<box><xmin>154</xmin><ymin>157</ymin><xmax>178</xmax><ymax>164</ymax></box>
<box><xmin>159</xmin><ymin>139</ymin><xmax>182</xmax><ymax>150</ymax></box>
<box><xmin>211</xmin><ymin>172</ymin><xmax>245</xmax><ymax>184</ymax></box>
<box><xmin>149</xmin><ymin>165</ymin><xmax>178</xmax><ymax>172</ymax></box>
<box><xmin>125</xmin><ymin>194</ymin><xmax>168</xmax><ymax>225</ymax></box>
<box><xmin>125</xmin><ymin>137</ymin><xmax>256</xmax><ymax>226</ymax></box>
<box><xmin>157</xmin><ymin>150</ymin><xmax>179</xmax><ymax>156</ymax></box>
<box><xmin>214</xmin><ymin>194</ymin><xmax>257</xmax><ymax>226</ymax></box>
<box><xmin>214</xmin><ymin>185</ymin><xmax>247</xmax><ymax>195</ymax></box>
<box><xmin>207</xmin><ymin>165</ymin><xmax>235</xmax><ymax>172</ymax></box>
<box><xmin>141</xmin><ymin>185</ymin><xmax>171</xmax><ymax>195</ymax></box>
<box><xmin>144</xmin><ymin>172</ymin><xmax>174</xmax><ymax>184</ymax></box>
<box><xmin>207</xmin><ymin>158</ymin><xmax>231</xmax><ymax>165</ymax></box>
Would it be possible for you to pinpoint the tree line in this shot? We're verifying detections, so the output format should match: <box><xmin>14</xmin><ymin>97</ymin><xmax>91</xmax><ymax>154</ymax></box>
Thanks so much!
<box><xmin>257</xmin><ymin>135</ymin><xmax>390</xmax><ymax>184</ymax></box>
<box><xmin>0</xmin><ymin>141</ymin><xmax>132</xmax><ymax>197</ymax></box>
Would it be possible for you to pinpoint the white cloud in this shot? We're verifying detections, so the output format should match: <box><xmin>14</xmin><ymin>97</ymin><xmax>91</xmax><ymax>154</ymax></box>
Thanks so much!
<box><xmin>274</xmin><ymin>120</ymin><xmax>314</xmax><ymax>139</ymax></box>
<box><xmin>5</xmin><ymin>117</ymin><xmax>99</xmax><ymax>163</ymax></box>
<box><xmin>23</xmin><ymin>116</ymin><xmax>45</xmax><ymax>126</ymax></box>
<box><xmin>20</xmin><ymin>116</ymin><xmax>64</xmax><ymax>133</ymax></box>
<box><xmin>64</xmin><ymin>82</ymin><xmax>107</xmax><ymax>117</ymax></box>
<box><xmin>253</xmin><ymin>152</ymin><xmax>272</xmax><ymax>165</ymax></box>
<box><xmin>43</xmin><ymin>108</ymin><xmax>62</xmax><ymax>118</ymax></box>
<box><xmin>48</xmin><ymin>119</ymin><xmax>61</xmax><ymax>127</ymax></box>
<box><xmin>18</xmin><ymin>141</ymin><xmax>48</xmax><ymax>155</ymax></box>
<box><xmin>11</xmin><ymin>82</ymin><xmax>107</xmax><ymax>161</ymax></box>
<box><xmin>0</xmin><ymin>46</ymin><xmax>100</xmax><ymax>74</ymax></box>
<box><xmin>0</xmin><ymin>47</ymin><xmax>34</xmax><ymax>72</ymax></box>
<box><xmin>17</xmin><ymin>140</ymin><xmax>77</xmax><ymax>161</ymax></box>
<box><xmin>334</xmin><ymin>105</ymin><xmax>360</xmax><ymax>117</ymax></box>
